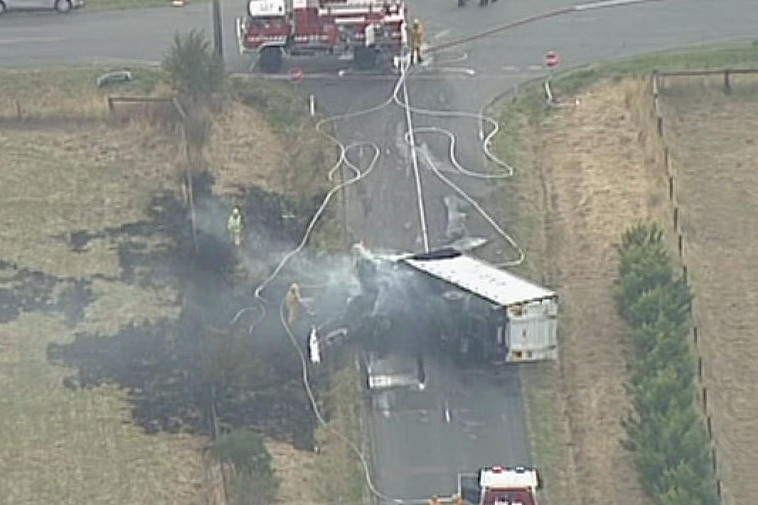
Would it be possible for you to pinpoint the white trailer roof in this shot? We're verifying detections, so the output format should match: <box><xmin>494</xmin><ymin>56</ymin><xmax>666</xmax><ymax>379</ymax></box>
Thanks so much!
<box><xmin>402</xmin><ymin>253</ymin><xmax>556</xmax><ymax>308</ymax></box>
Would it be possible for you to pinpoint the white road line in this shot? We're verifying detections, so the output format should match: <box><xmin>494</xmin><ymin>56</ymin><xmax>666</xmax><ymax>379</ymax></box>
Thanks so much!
<box><xmin>434</xmin><ymin>28</ymin><xmax>452</xmax><ymax>40</ymax></box>
<box><xmin>428</xmin><ymin>67</ymin><xmax>477</xmax><ymax>76</ymax></box>
<box><xmin>573</xmin><ymin>0</ymin><xmax>661</xmax><ymax>10</ymax></box>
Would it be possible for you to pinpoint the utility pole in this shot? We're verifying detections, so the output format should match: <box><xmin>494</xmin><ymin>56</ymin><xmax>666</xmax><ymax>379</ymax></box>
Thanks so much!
<box><xmin>212</xmin><ymin>0</ymin><xmax>224</xmax><ymax>59</ymax></box>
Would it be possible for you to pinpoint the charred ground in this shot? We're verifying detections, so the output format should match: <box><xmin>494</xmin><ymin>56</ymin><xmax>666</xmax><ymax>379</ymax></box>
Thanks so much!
<box><xmin>45</xmin><ymin>172</ymin><xmax>336</xmax><ymax>448</ymax></box>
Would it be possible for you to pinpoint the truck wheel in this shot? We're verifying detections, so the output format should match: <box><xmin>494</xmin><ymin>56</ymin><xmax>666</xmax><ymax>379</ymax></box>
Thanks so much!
<box><xmin>259</xmin><ymin>47</ymin><xmax>283</xmax><ymax>74</ymax></box>
<box><xmin>354</xmin><ymin>46</ymin><xmax>377</xmax><ymax>71</ymax></box>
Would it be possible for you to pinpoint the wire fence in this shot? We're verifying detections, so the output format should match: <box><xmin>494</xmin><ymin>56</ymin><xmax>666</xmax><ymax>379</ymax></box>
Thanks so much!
<box><xmin>108</xmin><ymin>94</ymin><xmax>229</xmax><ymax>505</ymax></box>
<box><xmin>648</xmin><ymin>67</ymin><xmax>758</xmax><ymax>505</ymax></box>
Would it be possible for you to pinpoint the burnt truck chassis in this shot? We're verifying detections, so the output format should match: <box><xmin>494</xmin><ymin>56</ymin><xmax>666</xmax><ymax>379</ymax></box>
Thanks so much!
<box><xmin>342</xmin><ymin>249</ymin><xmax>509</xmax><ymax>370</ymax></box>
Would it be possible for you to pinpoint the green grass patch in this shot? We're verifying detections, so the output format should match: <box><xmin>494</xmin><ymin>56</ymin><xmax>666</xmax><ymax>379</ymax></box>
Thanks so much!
<box><xmin>520</xmin><ymin>365</ymin><xmax>573</xmax><ymax>505</ymax></box>
<box><xmin>229</xmin><ymin>77</ymin><xmax>318</xmax><ymax>136</ymax></box>
<box><xmin>314</xmin><ymin>365</ymin><xmax>367</xmax><ymax>504</ymax></box>
<box><xmin>0</xmin><ymin>67</ymin><xmax>166</xmax><ymax>99</ymax></box>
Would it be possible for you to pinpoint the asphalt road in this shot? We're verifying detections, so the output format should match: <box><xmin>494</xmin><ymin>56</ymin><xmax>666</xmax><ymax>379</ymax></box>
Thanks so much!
<box><xmin>2</xmin><ymin>0</ymin><xmax>756</xmax><ymax>503</ymax></box>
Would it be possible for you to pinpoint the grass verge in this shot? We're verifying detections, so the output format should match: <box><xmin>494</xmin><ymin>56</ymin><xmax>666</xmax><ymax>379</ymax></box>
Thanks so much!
<box><xmin>314</xmin><ymin>364</ymin><xmax>367</xmax><ymax>505</ymax></box>
<box><xmin>487</xmin><ymin>40</ymin><xmax>758</xmax><ymax>505</ymax></box>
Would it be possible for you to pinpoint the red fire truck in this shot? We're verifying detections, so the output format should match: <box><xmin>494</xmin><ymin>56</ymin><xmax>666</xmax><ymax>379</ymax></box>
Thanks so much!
<box><xmin>457</xmin><ymin>466</ymin><xmax>542</xmax><ymax>505</ymax></box>
<box><xmin>236</xmin><ymin>0</ymin><xmax>408</xmax><ymax>73</ymax></box>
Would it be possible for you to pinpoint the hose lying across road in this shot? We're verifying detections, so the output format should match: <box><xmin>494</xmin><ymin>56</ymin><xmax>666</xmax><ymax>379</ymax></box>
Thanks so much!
<box><xmin>227</xmin><ymin>55</ymin><xmax>525</xmax><ymax>504</ymax></box>
<box><xmin>226</xmin><ymin>0</ymin><xmax>667</xmax><ymax>502</ymax></box>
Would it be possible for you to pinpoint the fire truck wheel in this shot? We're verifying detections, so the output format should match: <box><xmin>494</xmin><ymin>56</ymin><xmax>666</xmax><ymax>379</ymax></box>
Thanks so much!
<box><xmin>259</xmin><ymin>47</ymin><xmax>283</xmax><ymax>74</ymax></box>
<box><xmin>55</xmin><ymin>0</ymin><xmax>72</xmax><ymax>12</ymax></box>
<box><xmin>354</xmin><ymin>46</ymin><xmax>377</xmax><ymax>71</ymax></box>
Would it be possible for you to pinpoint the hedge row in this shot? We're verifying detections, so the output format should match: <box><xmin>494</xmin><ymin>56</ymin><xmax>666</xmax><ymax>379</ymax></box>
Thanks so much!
<box><xmin>615</xmin><ymin>223</ymin><xmax>718</xmax><ymax>505</ymax></box>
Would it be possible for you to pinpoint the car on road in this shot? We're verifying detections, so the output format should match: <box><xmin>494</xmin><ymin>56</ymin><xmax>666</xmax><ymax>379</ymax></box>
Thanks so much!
<box><xmin>0</xmin><ymin>0</ymin><xmax>84</xmax><ymax>15</ymax></box>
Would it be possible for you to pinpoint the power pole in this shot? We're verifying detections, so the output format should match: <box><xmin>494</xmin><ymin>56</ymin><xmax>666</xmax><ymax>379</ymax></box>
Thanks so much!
<box><xmin>212</xmin><ymin>0</ymin><xmax>223</xmax><ymax>59</ymax></box>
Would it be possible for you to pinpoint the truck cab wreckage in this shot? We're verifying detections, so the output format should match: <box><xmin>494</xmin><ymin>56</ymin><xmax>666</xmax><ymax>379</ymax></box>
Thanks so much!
<box><xmin>236</xmin><ymin>0</ymin><xmax>408</xmax><ymax>73</ymax></box>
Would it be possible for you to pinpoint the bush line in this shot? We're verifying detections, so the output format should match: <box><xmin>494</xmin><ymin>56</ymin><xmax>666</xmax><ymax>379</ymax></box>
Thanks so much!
<box><xmin>615</xmin><ymin>222</ymin><xmax>718</xmax><ymax>505</ymax></box>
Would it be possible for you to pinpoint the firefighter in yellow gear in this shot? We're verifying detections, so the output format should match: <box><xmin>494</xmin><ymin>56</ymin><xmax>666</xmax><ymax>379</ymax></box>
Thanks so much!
<box><xmin>285</xmin><ymin>283</ymin><xmax>301</xmax><ymax>325</ymax></box>
<box><xmin>227</xmin><ymin>205</ymin><xmax>245</xmax><ymax>247</ymax></box>
<box><xmin>410</xmin><ymin>18</ymin><xmax>424</xmax><ymax>64</ymax></box>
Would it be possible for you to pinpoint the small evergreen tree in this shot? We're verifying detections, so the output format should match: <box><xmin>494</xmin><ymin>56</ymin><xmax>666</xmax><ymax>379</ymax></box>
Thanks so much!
<box><xmin>163</xmin><ymin>29</ymin><xmax>225</xmax><ymax>102</ymax></box>
<box><xmin>615</xmin><ymin>222</ymin><xmax>717</xmax><ymax>505</ymax></box>
<box><xmin>211</xmin><ymin>429</ymin><xmax>280</xmax><ymax>505</ymax></box>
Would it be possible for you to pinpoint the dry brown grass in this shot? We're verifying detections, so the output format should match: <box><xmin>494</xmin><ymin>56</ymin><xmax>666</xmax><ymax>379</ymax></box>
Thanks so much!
<box><xmin>507</xmin><ymin>77</ymin><xmax>673</xmax><ymax>505</ymax></box>
<box><xmin>0</xmin><ymin>121</ymin><xmax>180</xmax><ymax>276</ymax></box>
<box><xmin>0</xmin><ymin>67</ymin><xmax>331</xmax><ymax>505</ymax></box>
<box><xmin>657</xmin><ymin>74</ymin><xmax>758</xmax><ymax>505</ymax></box>
<box><xmin>208</xmin><ymin>103</ymin><xmax>284</xmax><ymax>198</ymax></box>
<box><xmin>266</xmin><ymin>438</ymin><xmax>327</xmax><ymax>505</ymax></box>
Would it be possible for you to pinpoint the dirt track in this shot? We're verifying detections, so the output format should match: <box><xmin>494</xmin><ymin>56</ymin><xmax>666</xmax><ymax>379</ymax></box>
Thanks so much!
<box><xmin>659</xmin><ymin>76</ymin><xmax>758</xmax><ymax>505</ymax></box>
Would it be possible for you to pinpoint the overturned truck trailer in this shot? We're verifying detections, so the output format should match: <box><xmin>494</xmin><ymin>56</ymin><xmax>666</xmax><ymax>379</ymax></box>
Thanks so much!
<box><xmin>400</xmin><ymin>249</ymin><xmax>558</xmax><ymax>365</ymax></box>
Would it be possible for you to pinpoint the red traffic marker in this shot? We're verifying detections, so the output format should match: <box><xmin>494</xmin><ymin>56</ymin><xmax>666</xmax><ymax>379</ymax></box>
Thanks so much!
<box><xmin>290</xmin><ymin>66</ymin><xmax>304</xmax><ymax>83</ymax></box>
<box><xmin>544</xmin><ymin>51</ymin><xmax>560</xmax><ymax>68</ymax></box>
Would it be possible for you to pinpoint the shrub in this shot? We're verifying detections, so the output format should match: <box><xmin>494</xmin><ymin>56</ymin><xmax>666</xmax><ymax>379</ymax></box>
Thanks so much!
<box><xmin>211</xmin><ymin>429</ymin><xmax>279</xmax><ymax>505</ymax></box>
<box><xmin>615</xmin><ymin>223</ymin><xmax>717</xmax><ymax>505</ymax></box>
<box><xmin>163</xmin><ymin>29</ymin><xmax>225</xmax><ymax>102</ymax></box>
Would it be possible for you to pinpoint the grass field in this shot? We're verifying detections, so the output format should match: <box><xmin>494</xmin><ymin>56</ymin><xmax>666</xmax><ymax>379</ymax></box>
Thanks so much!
<box><xmin>488</xmin><ymin>43</ymin><xmax>758</xmax><ymax>505</ymax></box>
<box><xmin>0</xmin><ymin>66</ymin><xmax>337</xmax><ymax>505</ymax></box>
<box><xmin>656</xmin><ymin>74</ymin><xmax>758</xmax><ymax>505</ymax></box>
<box><xmin>0</xmin><ymin>67</ymin><xmax>206</xmax><ymax>505</ymax></box>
